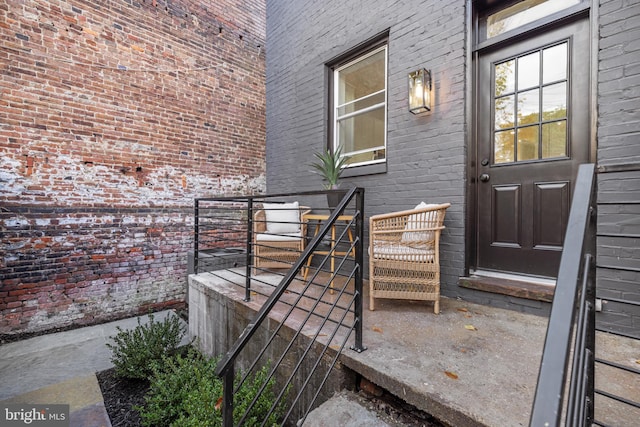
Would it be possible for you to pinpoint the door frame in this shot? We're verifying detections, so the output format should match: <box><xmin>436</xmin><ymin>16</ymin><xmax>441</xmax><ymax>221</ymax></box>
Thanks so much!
<box><xmin>464</xmin><ymin>0</ymin><xmax>598</xmax><ymax>278</ymax></box>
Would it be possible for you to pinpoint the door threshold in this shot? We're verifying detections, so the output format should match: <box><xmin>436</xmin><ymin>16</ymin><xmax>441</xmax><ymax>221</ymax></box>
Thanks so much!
<box><xmin>459</xmin><ymin>270</ymin><xmax>556</xmax><ymax>302</ymax></box>
<box><xmin>470</xmin><ymin>269</ymin><xmax>556</xmax><ymax>286</ymax></box>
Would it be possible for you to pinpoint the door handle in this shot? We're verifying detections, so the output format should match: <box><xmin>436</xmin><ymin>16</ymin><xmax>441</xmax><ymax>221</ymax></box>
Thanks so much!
<box><xmin>479</xmin><ymin>173</ymin><xmax>490</xmax><ymax>182</ymax></box>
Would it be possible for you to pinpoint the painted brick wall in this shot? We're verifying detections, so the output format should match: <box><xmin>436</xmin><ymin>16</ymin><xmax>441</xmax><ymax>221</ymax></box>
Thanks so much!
<box><xmin>596</xmin><ymin>0</ymin><xmax>640</xmax><ymax>338</ymax></box>
<box><xmin>0</xmin><ymin>0</ymin><xmax>266</xmax><ymax>335</ymax></box>
<box><xmin>265</xmin><ymin>1</ymin><xmax>470</xmax><ymax>301</ymax></box>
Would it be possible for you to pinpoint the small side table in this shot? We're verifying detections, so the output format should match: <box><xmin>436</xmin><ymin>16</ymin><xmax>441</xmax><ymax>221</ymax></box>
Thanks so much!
<box><xmin>302</xmin><ymin>213</ymin><xmax>355</xmax><ymax>290</ymax></box>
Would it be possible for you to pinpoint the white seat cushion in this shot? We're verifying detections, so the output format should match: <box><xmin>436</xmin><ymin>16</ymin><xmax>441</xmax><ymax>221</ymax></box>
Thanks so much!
<box><xmin>255</xmin><ymin>232</ymin><xmax>303</xmax><ymax>242</ymax></box>
<box><xmin>262</xmin><ymin>202</ymin><xmax>301</xmax><ymax>234</ymax></box>
<box><xmin>372</xmin><ymin>243</ymin><xmax>435</xmax><ymax>262</ymax></box>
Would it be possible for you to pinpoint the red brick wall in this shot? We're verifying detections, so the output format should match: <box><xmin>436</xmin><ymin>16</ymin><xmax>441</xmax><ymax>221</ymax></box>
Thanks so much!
<box><xmin>0</xmin><ymin>0</ymin><xmax>266</xmax><ymax>335</ymax></box>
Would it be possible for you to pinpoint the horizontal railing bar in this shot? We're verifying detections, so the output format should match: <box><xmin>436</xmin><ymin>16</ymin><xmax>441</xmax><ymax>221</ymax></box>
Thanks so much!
<box><xmin>196</xmin><ymin>188</ymin><xmax>354</xmax><ymax>203</ymax></box>
<box><xmin>594</xmin><ymin>327</ymin><xmax>640</xmax><ymax>341</ymax></box>
<box><xmin>596</xmin><ymin>296</ymin><xmax>640</xmax><ymax>307</ymax></box>
<box><xmin>594</xmin><ymin>389</ymin><xmax>640</xmax><ymax>409</ymax></box>
<box><xmin>597</xmin><ymin>162</ymin><xmax>640</xmax><ymax>173</ymax></box>
<box><xmin>596</xmin><ymin>264</ymin><xmax>640</xmax><ymax>273</ymax></box>
<box><xmin>596</xmin><ymin>200</ymin><xmax>640</xmax><ymax>205</ymax></box>
<box><xmin>596</xmin><ymin>232</ymin><xmax>640</xmax><ymax>239</ymax></box>
<box><xmin>595</xmin><ymin>358</ymin><xmax>640</xmax><ymax>375</ymax></box>
<box><xmin>592</xmin><ymin>420</ymin><xmax>611</xmax><ymax>427</ymax></box>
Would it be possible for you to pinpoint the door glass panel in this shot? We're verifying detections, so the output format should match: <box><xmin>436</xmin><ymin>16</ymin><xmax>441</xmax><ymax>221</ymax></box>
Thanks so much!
<box><xmin>542</xmin><ymin>120</ymin><xmax>567</xmax><ymax>158</ymax></box>
<box><xmin>492</xmin><ymin>39</ymin><xmax>569</xmax><ymax>165</ymax></box>
<box><xmin>518</xmin><ymin>89</ymin><xmax>540</xmax><ymax>125</ymax></box>
<box><xmin>517</xmin><ymin>126</ymin><xmax>539</xmax><ymax>161</ymax></box>
<box><xmin>495</xmin><ymin>60</ymin><xmax>515</xmax><ymax>96</ymax></box>
<box><xmin>495</xmin><ymin>130</ymin><xmax>515</xmax><ymax>163</ymax></box>
<box><xmin>542</xmin><ymin>82</ymin><xmax>566</xmax><ymax>120</ymax></box>
<box><xmin>543</xmin><ymin>43</ymin><xmax>567</xmax><ymax>83</ymax></box>
<box><xmin>517</xmin><ymin>52</ymin><xmax>540</xmax><ymax>90</ymax></box>
<box><xmin>495</xmin><ymin>95</ymin><xmax>515</xmax><ymax>129</ymax></box>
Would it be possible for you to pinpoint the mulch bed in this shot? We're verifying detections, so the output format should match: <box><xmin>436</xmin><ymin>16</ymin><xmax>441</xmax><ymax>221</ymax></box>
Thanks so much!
<box><xmin>96</xmin><ymin>368</ymin><xmax>148</xmax><ymax>427</ymax></box>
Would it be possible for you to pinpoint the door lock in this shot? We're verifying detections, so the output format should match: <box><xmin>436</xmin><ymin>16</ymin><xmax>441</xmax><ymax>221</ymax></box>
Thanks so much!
<box><xmin>479</xmin><ymin>173</ymin><xmax>490</xmax><ymax>182</ymax></box>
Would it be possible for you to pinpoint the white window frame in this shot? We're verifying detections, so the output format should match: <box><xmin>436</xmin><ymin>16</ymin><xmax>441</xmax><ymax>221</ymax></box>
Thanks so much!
<box><xmin>332</xmin><ymin>45</ymin><xmax>388</xmax><ymax>168</ymax></box>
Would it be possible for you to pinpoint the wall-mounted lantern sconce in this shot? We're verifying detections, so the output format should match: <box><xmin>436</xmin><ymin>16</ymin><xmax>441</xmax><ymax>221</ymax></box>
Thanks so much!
<box><xmin>408</xmin><ymin>68</ymin><xmax>431</xmax><ymax>114</ymax></box>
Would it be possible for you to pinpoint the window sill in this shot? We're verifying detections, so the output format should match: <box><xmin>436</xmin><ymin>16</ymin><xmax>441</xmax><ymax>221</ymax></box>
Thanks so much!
<box><xmin>341</xmin><ymin>162</ymin><xmax>387</xmax><ymax>179</ymax></box>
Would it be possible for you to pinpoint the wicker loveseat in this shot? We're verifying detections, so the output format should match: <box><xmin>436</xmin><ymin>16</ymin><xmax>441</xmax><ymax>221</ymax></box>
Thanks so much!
<box><xmin>252</xmin><ymin>202</ymin><xmax>310</xmax><ymax>274</ymax></box>
<box><xmin>368</xmin><ymin>202</ymin><xmax>450</xmax><ymax>313</ymax></box>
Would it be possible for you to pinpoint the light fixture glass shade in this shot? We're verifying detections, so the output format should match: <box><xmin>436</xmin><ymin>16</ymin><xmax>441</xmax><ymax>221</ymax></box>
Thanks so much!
<box><xmin>408</xmin><ymin>69</ymin><xmax>431</xmax><ymax>114</ymax></box>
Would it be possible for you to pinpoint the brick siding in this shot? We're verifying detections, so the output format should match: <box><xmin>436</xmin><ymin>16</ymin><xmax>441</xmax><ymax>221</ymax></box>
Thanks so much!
<box><xmin>0</xmin><ymin>0</ymin><xmax>266</xmax><ymax>335</ymax></box>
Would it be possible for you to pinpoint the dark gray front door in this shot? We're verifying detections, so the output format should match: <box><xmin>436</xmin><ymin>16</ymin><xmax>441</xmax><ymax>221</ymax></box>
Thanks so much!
<box><xmin>476</xmin><ymin>18</ymin><xmax>590</xmax><ymax>278</ymax></box>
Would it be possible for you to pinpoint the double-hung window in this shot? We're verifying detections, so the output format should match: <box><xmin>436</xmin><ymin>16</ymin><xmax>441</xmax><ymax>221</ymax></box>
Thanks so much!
<box><xmin>332</xmin><ymin>45</ymin><xmax>387</xmax><ymax>167</ymax></box>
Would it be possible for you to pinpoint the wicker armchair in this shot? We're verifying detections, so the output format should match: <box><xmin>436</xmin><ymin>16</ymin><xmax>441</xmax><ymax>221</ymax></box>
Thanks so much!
<box><xmin>253</xmin><ymin>202</ymin><xmax>310</xmax><ymax>273</ymax></box>
<box><xmin>369</xmin><ymin>202</ymin><xmax>450</xmax><ymax>313</ymax></box>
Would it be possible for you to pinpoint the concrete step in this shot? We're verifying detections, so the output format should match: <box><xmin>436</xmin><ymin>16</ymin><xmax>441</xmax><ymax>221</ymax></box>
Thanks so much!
<box><xmin>302</xmin><ymin>390</ymin><xmax>397</xmax><ymax>427</ymax></box>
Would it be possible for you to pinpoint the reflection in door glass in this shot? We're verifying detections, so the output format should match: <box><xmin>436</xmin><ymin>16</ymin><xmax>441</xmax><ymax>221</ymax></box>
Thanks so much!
<box><xmin>543</xmin><ymin>43</ymin><xmax>567</xmax><ymax>83</ymax></box>
<box><xmin>542</xmin><ymin>121</ymin><xmax>567</xmax><ymax>158</ymax></box>
<box><xmin>495</xmin><ymin>130</ymin><xmax>514</xmax><ymax>163</ymax></box>
<box><xmin>542</xmin><ymin>82</ymin><xmax>566</xmax><ymax>120</ymax></box>
<box><xmin>518</xmin><ymin>89</ymin><xmax>540</xmax><ymax>125</ymax></box>
<box><xmin>495</xmin><ymin>60</ymin><xmax>515</xmax><ymax>96</ymax></box>
<box><xmin>517</xmin><ymin>125</ymin><xmax>539</xmax><ymax>161</ymax></box>
<box><xmin>517</xmin><ymin>52</ymin><xmax>540</xmax><ymax>90</ymax></box>
<box><xmin>495</xmin><ymin>95</ymin><xmax>515</xmax><ymax>129</ymax></box>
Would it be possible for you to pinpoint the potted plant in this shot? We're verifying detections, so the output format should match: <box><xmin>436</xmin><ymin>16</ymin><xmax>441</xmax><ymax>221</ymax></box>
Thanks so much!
<box><xmin>310</xmin><ymin>145</ymin><xmax>350</xmax><ymax>210</ymax></box>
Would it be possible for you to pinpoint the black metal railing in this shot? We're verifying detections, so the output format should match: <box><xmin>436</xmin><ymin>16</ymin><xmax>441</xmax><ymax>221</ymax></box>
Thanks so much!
<box><xmin>194</xmin><ymin>188</ymin><xmax>365</xmax><ymax>426</ymax></box>
<box><xmin>530</xmin><ymin>163</ymin><xmax>597</xmax><ymax>426</ymax></box>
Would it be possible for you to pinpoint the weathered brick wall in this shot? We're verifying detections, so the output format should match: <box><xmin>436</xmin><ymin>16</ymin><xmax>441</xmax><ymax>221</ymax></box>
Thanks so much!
<box><xmin>596</xmin><ymin>0</ymin><xmax>640</xmax><ymax>338</ymax></box>
<box><xmin>0</xmin><ymin>0</ymin><xmax>266</xmax><ymax>335</ymax></box>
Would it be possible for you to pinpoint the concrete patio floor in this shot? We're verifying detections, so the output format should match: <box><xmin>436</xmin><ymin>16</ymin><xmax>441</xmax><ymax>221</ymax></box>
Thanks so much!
<box><xmin>190</xmin><ymin>269</ymin><xmax>640</xmax><ymax>427</ymax></box>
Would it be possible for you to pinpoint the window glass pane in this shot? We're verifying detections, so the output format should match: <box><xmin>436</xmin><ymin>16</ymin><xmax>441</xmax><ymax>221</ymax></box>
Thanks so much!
<box><xmin>542</xmin><ymin>120</ymin><xmax>567</xmax><ymax>158</ymax></box>
<box><xmin>338</xmin><ymin>107</ymin><xmax>385</xmax><ymax>165</ymax></box>
<box><xmin>495</xmin><ymin>130</ymin><xmax>515</xmax><ymax>163</ymax></box>
<box><xmin>543</xmin><ymin>43</ymin><xmax>567</xmax><ymax>84</ymax></box>
<box><xmin>495</xmin><ymin>95</ymin><xmax>515</xmax><ymax>129</ymax></box>
<box><xmin>487</xmin><ymin>0</ymin><xmax>581</xmax><ymax>39</ymax></box>
<box><xmin>517</xmin><ymin>52</ymin><xmax>540</xmax><ymax>90</ymax></box>
<box><xmin>337</xmin><ymin>91</ymin><xmax>385</xmax><ymax>117</ymax></box>
<box><xmin>333</xmin><ymin>45</ymin><xmax>387</xmax><ymax>166</ymax></box>
<box><xmin>495</xmin><ymin>60</ymin><xmax>515</xmax><ymax>96</ymax></box>
<box><xmin>337</xmin><ymin>49</ymin><xmax>385</xmax><ymax>105</ymax></box>
<box><xmin>517</xmin><ymin>125</ymin><xmax>539</xmax><ymax>161</ymax></box>
<box><xmin>542</xmin><ymin>82</ymin><xmax>566</xmax><ymax>121</ymax></box>
<box><xmin>518</xmin><ymin>88</ymin><xmax>540</xmax><ymax>125</ymax></box>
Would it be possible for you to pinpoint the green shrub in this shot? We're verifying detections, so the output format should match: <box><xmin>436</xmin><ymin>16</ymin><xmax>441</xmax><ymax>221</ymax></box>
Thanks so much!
<box><xmin>106</xmin><ymin>312</ymin><xmax>186</xmax><ymax>380</ymax></box>
<box><xmin>138</xmin><ymin>347</ymin><xmax>287</xmax><ymax>427</ymax></box>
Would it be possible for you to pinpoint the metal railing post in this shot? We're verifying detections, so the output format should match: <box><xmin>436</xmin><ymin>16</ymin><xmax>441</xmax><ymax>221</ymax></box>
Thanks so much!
<box><xmin>245</xmin><ymin>198</ymin><xmax>254</xmax><ymax>301</ymax></box>
<box><xmin>222</xmin><ymin>363</ymin><xmax>234</xmax><ymax>427</ymax></box>
<box><xmin>352</xmin><ymin>188</ymin><xmax>366</xmax><ymax>352</ymax></box>
<box><xmin>194</xmin><ymin>199</ymin><xmax>200</xmax><ymax>274</ymax></box>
